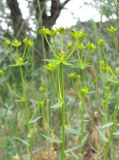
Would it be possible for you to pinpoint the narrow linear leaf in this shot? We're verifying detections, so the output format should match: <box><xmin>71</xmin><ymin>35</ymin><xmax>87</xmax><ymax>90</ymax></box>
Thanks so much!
<box><xmin>9</xmin><ymin>61</ymin><xmax>29</xmax><ymax>67</ymax></box>
<box><xmin>14</xmin><ymin>137</ymin><xmax>29</xmax><ymax>146</ymax></box>
<box><xmin>101</xmin><ymin>122</ymin><xmax>113</xmax><ymax>129</ymax></box>
<box><xmin>70</xmin><ymin>151</ymin><xmax>79</xmax><ymax>159</ymax></box>
<box><xmin>30</xmin><ymin>116</ymin><xmax>41</xmax><ymax>124</ymax></box>
<box><xmin>65</xmin><ymin>144</ymin><xmax>83</xmax><ymax>153</ymax></box>
<box><xmin>41</xmin><ymin>134</ymin><xmax>61</xmax><ymax>144</ymax></box>
<box><xmin>51</xmin><ymin>101</ymin><xmax>63</xmax><ymax>110</ymax></box>
<box><xmin>95</xmin><ymin>126</ymin><xmax>108</xmax><ymax>142</ymax></box>
<box><xmin>62</xmin><ymin>61</ymin><xmax>72</xmax><ymax>66</ymax></box>
<box><xmin>65</xmin><ymin>125</ymin><xmax>80</xmax><ymax>135</ymax></box>
<box><xmin>65</xmin><ymin>134</ymin><xmax>88</xmax><ymax>153</ymax></box>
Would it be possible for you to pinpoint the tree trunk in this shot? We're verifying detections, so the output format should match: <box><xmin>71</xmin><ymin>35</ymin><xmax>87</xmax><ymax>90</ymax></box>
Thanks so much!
<box><xmin>6</xmin><ymin>0</ymin><xmax>27</xmax><ymax>39</ymax></box>
<box><xmin>33</xmin><ymin>0</ymin><xmax>71</xmax><ymax>65</ymax></box>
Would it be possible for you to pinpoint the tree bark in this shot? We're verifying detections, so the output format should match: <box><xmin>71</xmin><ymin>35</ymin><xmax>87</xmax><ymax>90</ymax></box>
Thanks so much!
<box><xmin>34</xmin><ymin>0</ymin><xmax>71</xmax><ymax>29</ymax></box>
<box><xmin>6</xmin><ymin>0</ymin><xmax>27</xmax><ymax>39</ymax></box>
<box><xmin>33</xmin><ymin>0</ymin><xmax>71</xmax><ymax>66</ymax></box>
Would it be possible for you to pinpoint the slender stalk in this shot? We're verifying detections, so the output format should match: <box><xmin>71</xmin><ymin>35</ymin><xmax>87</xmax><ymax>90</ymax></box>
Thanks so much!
<box><xmin>60</xmin><ymin>33</ymin><xmax>63</xmax><ymax>52</ymax></box>
<box><xmin>53</xmin><ymin>36</ymin><xmax>58</xmax><ymax>53</ymax></box>
<box><xmin>20</xmin><ymin>66</ymin><xmax>32</xmax><ymax>160</ymax></box>
<box><xmin>22</xmin><ymin>44</ymin><xmax>27</xmax><ymax>59</ymax></box>
<box><xmin>103</xmin><ymin>105</ymin><xmax>118</xmax><ymax>160</ymax></box>
<box><xmin>81</xmin><ymin>68</ymin><xmax>85</xmax><ymax>138</ymax></box>
<box><xmin>51</xmin><ymin>72</ymin><xmax>58</xmax><ymax>97</ymax></box>
<box><xmin>112</xmin><ymin>32</ymin><xmax>118</xmax><ymax>56</ymax></box>
<box><xmin>79</xmin><ymin>68</ymin><xmax>85</xmax><ymax>159</ymax></box>
<box><xmin>45</xmin><ymin>36</ymin><xmax>58</xmax><ymax>58</ymax></box>
<box><xmin>80</xmin><ymin>95</ymin><xmax>85</xmax><ymax>140</ymax></box>
<box><xmin>58</xmin><ymin>63</ymin><xmax>65</xmax><ymax>160</ymax></box>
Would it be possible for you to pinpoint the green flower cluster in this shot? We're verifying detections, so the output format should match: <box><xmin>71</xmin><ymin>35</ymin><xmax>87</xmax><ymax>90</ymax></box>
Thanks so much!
<box><xmin>4</xmin><ymin>38</ymin><xmax>33</xmax><ymax>48</ymax></box>
<box><xmin>39</xmin><ymin>26</ymin><xmax>65</xmax><ymax>37</ymax></box>
<box><xmin>107</xmin><ymin>26</ymin><xmax>118</xmax><ymax>33</ymax></box>
<box><xmin>0</xmin><ymin>69</ymin><xmax>4</xmax><ymax>77</ymax></box>
<box><xmin>68</xmin><ymin>72</ymin><xmax>80</xmax><ymax>79</ymax></box>
<box><xmin>80</xmin><ymin>87</ymin><xmax>88</xmax><ymax>96</ymax></box>
<box><xmin>70</xmin><ymin>30</ymin><xmax>87</xmax><ymax>40</ymax></box>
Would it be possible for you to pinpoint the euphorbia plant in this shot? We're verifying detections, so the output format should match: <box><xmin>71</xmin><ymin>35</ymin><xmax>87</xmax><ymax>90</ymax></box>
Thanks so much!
<box><xmin>39</xmin><ymin>27</ymin><xmax>79</xmax><ymax>160</ymax></box>
<box><xmin>39</xmin><ymin>26</ymin><xmax>97</xmax><ymax>159</ymax></box>
<box><xmin>5</xmin><ymin>38</ymin><xmax>34</xmax><ymax>160</ymax></box>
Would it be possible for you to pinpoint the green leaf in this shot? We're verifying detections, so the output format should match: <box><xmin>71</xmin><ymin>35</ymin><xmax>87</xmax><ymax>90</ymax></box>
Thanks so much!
<box><xmin>64</xmin><ymin>44</ymin><xmax>77</xmax><ymax>60</ymax></box>
<box><xmin>65</xmin><ymin>125</ymin><xmax>80</xmax><ymax>135</ymax></box>
<box><xmin>42</xmin><ymin>59</ymin><xmax>57</xmax><ymax>62</ymax></box>
<box><xmin>7</xmin><ymin>84</ymin><xmax>22</xmax><ymax>99</ymax></box>
<box><xmin>51</xmin><ymin>101</ymin><xmax>63</xmax><ymax>110</ymax></box>
<box><xmin>65</xmin><ymin>144</ymin><xmax>83</xmax><ymax>153</ymax></box>
<box><xmin>41</xmin><ymin>134</ymin><xmax>61</xmax><ymax>143</ymax></box>
<box><xmin>70</xmin><ymin>152</ymin><xmax>79</xmax><ymax>159</ymax></box>
<box><xmin>65</xmin><ymin>133</ymin><xmax>88</xmax><ymax>153</ymax></box>
<box><xmin>9</xmin><ymin>61</ymin><xmax>29</xmax><ymax>67</ymax></box>
<box><xmin>62</xmin><ymin>61</ymin><xmax>72</xmax><ymax>66</ymax></box>
<box><xmin>14</xmin><ymin>137</ymin><xmax>29</xmax><ymax>146</ymax></box>
<box><xmin>101</xmin><ymin>122</ymin><xmax>113</xmax><ymax>129</ymax></box>
<box><xmin>30</xmin><ymin>116</ymin><xmax>41</xmax><ymax>124</ymax></box>
<box><xmin>95</xmin><ymin>126</ymin><xmax>108</xmax><ymax>142</ymax></box>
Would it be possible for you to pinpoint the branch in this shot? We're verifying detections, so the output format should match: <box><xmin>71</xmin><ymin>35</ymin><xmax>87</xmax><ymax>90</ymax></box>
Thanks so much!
<box><xmin>37</xmin><ymin>0</ymin><xmax>71</xmax><ymax>28</ymax></box>
<box><xmin>51</xmin><ymin>0</ymin><xmax>61</xmax><ymax>15</ymax></box>
<box><xmin>61</xmin><ymin>0</ymin><xmax>71</xmax><ymax>8</ymax></box>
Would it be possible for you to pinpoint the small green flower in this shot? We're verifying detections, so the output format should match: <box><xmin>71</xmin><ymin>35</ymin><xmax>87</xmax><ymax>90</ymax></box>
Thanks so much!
<box><xmin>0</xmin><ymin>69</ymin><xmax>4</xmax><ymax>77</ymax></box>
<box><xmin>101</xmin><ymin>98</ymin><xmax>108</xmax><ymax>106</ymax></box>
<box><xmin>70</xmin><ymin>30</ymin><xmax>87</xmax><ymax>40</ymax></box>
<box><xmin>68</xmin><ymin>72</ymin><xmax>80</xmax><ymax>79</ymax></box>
<box><xmin>98</xmin><ymin>38</ymin><xmax>105</xmax><ymax>46</ymax></box>
<box><xmin>57</xmin><ymin>27</ymin><xmax>65</xmax><ymax>34</ymax></box>
<box><xmin>99</xmin><ymin>60</ymin><xmax>106</xmax><ymax>72</ymax></box>
<box><xmin>23</xmin><ymin>37</ymin><xmax>33</xmax><ymax>47</ymax></box>
<box><xmin>80</xmin><ymin>87</ymin><xmax>88</xmax><ymax>96</ymax></box>
<box><xmin>43</xmin><ymin>61</ymin><xmax>59</xmax><ymax>72</ymax></box>
<box><xmin>4</xmin><ymin>39</ymin><xmax>11</xmax><ymax>46</ymax></box>
<box><xmin>105</xmin><ymin>86</ymin><xmax>110</xmax><ymax>91</ymax></box>
<box><xmin>107</xmin><ymin>26</ymin><xmax>118</xmax><ymax>33</ymax></box>
<box><xmin>39</xmin><ymin>27</ymin><xmax>51</xmax><ymax>36</ymax></box>
<box><xmin>77</xmin><ymin>43</ymin><xmax>85</xmax><ymax>51</ymax></box>
<box><xmin>86</xmin><ymin>42</ymin><xmax>96</xmax><ymax>51</ymax></box>
<box><xmin>39</xmin><ymin>86</ymin><xmax>45</xmax><ymax>93</ymax></box>
<box><xmin>12</xmin><ymin>39</ymin><xmax>22</xmax><ymax>47</ymax></box>
<box><xmin>59</xmin><ymin>51</ymin><xmax>65</xmax><ymax>61</ymax></box>
<box><xmin>66</xmin><ymin>44</ymin><xmax>72</xmax><ymax>50</ymax></box>
<box><xmin>50</xmin><ymin>29</ymin><xmax>57</xmax><ymax>37</ymax></box>
<box><xmin>16</xmin><ymin>57</ymin><xmax>24</xmax><ymax>65</ymax></box>
<box><xmin>39</xmin><ymin>99</ymin><xmax>45</xmax><ymax>108</ymax></box>
<box><xmin>78</xmin><ymin>61</ymin><xmax>88</xmax><ymax>70</ymax></box>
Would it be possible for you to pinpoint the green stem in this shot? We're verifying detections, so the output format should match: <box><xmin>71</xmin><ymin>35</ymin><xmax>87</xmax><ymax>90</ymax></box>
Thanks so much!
<box><xmin>51</xmin><ymin>72</ymin><xmax>58</xmax><ymax>97</ymax></box>
<box><xmin>20</xmin><ymin>66</ymin><xmax>32</xmax><ymax>160</ymax></box>
<box><xmin>79</xmin><ymin>68</ymin><xmax>85</xmax><ymax>157</ymax></box>
<box><xmin>22</xmin><ymin>44</ymin><xmax>27</xmax><ymax>59</ymax></box>
<box><xmin>60</xmin><ymin>33</ymin><xmax>63</xmax><ymax>52</ymax></box>
<box><xmin>103</xmin><ymin>105</ymin><xmax>118</xmax><ymax>160</ymax></box>
<box><xmin>45</xmin><ymin>36</ymin><xmax>58</xmax><ymax>59</ymax></box>
<box><xmin>80</xmin><ymin>95</ymin><xmax>85</xmax><ymax>141</ymax></box>
<box><xmin>112</xmin><ymin>32</ymin><xmax>118</xmax><ymax>56</ymax></box>
<box><xmin>58</xmin><ymin>63</ymin><xmax>65</xmax><ymax>160</ymax></box>
<box><xmin>82</xmin><ymin>68</ymin><xmax>85</xmax><ymax>87</ymax></box>
<box><xmin>53</xmin><ymin>37</ymin><xmax>58</xmax><ymax>53</ymax></box>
